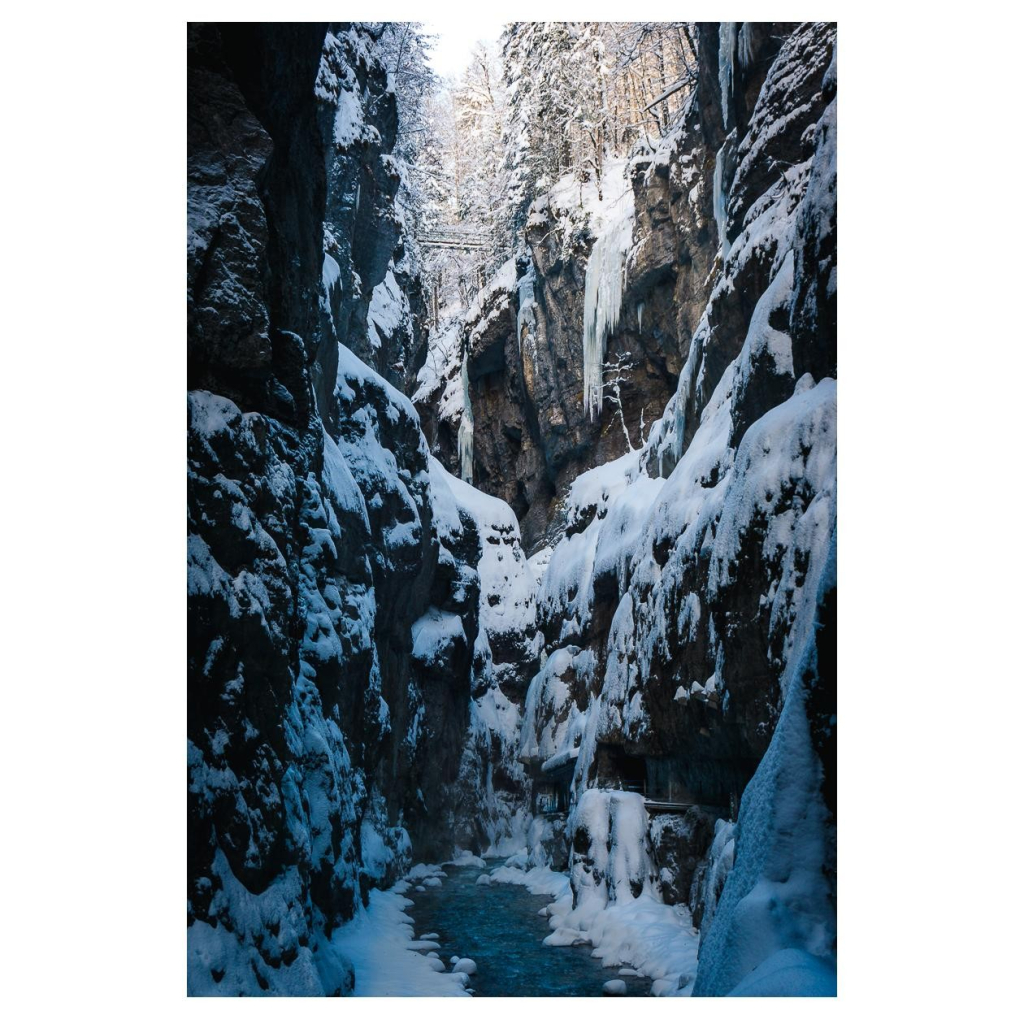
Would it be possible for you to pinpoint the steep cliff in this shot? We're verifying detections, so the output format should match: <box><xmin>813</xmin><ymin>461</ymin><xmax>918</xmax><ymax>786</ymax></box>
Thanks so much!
<box><xmin>188</xmin><ymin>19</ymin><xmax>837</xmax><ymax>999</ymax></box>
<box><xmin>507</xmin><ymin>21</ymin><xmax>837</xmax><ymax>994</ymax></box>
<box><xmin>187</xmin><ymin>23</ymin><xmax>535</xmax><ymax>996</ymax></box>
<box><xmin>416</xmin><ymin>162</ymin><xmax>684</xmax><ymax>552</ymax></box>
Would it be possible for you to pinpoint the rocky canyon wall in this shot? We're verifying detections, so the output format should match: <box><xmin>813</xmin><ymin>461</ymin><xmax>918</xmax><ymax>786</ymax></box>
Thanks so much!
<box><xmin>188</xmin><ymin>19</ymin><xmax>837</xmax><ymax>998</ymax></box>
<box><xmin>501</xmin><ymin>20</ymin><xmax>838</xmax><ymax>995</ymax></box>
<box><xmin>187</xmin><ymin>23</ymin><xmax>535</xmax><ymax>995</ymax></box>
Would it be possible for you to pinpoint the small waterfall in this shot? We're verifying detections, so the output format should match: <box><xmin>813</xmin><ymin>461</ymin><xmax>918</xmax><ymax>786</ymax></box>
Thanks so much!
<box><xmin>458</xmin><ymin>350</ymin><xmax>474</xmax><ymax>483</ymax></box>
<box><xmin>582</xmin><ymin>184</ymin><xmax>636</xmax><ymax>421</ymax></box>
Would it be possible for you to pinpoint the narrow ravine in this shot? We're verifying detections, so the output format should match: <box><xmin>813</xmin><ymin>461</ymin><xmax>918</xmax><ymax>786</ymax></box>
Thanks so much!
<box><xmin>188</xmin><ymin>20</ymin><xmax>837</xmax><ymax>997</ymax></box>
<box><xmin>406</xmin><ymin>865</ymin><xmax>648</xmax><ymax>997</ymax></box>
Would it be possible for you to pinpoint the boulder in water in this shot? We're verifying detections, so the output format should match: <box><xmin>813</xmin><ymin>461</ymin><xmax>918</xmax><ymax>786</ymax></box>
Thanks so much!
<box><xmin>454</xmin><ymin>958</ymin><xmax>477</xmax><ymax>976</ymax></box>
<box><xmin>603</xmin><ymin>980</ymin><xmax>627</xmax><ymax>996</ymax></box>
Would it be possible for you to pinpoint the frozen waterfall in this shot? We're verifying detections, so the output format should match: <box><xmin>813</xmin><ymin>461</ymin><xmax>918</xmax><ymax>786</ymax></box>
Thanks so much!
<box><xmin>582</xmin><ymin>183</ymin><xmax>636</xmax><ymax>422</ymax></box>
<box><xmin>718</xmin><ymin>22</ymin><xmax>738</xmax><ymax>128</ymax></box>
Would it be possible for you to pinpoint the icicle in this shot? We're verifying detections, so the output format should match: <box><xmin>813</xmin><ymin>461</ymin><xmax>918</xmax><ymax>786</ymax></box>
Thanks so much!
<box><xmin>637</xmin><ymin>302</ymin><xmax>645</xmax><ymax>334</ymax></box>
<box><xmin>718</xmin><ymin>22</ymin><xmax>738</xmax><ymax>129</ymax></box>
<box><xmin>672</xmin><ymin>392</ymin><xmax>687</xmax><ymax>465</ymax></box>
<box><xmin>457</xmin><ymin>350</ymin><xmax>474</xmax><ymax>483</ymax></box>
<box><xmin>738</xmin><ymin>23</ymin><xmax>754</xmax><ymax>68</ymax></box>
<box><xmin>713</xmin><ymin>143</ymin><xmax>732</xmax><ymax>261</ymax></box>
<box><xmin>582</xmin><ymin>186</ymin><xmax>636</xmax><ymax>421</ymax></box>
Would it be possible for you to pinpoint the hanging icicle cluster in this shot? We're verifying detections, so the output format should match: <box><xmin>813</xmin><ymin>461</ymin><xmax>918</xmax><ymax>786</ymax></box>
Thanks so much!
<box><xmin>582</xmin><ymin>187</ymin><xmax>636</xmax><ymax>422</ymax></box>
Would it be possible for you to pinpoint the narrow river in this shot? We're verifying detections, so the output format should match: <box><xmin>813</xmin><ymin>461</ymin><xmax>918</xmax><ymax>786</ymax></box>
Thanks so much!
<box><xmin>406</xmin><ymin>863</ymin><xmax>649</xmax><ymax>997</ymax></box>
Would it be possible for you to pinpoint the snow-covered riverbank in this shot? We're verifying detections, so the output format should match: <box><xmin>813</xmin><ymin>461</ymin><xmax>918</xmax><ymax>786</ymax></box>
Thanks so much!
<box><xmin>333</xmin><ymin>846</ymin><xmax>702</xmax><ymax>997</ymax></box>
<box><xmin>330</xmin><ymin>870</ymin><xmax>470</xmax><ymax>997</ymax></box>
<box><xmin>489</xmin><ymin>863</ymin><xmax>700</xmax><ymax>996</ymax></box>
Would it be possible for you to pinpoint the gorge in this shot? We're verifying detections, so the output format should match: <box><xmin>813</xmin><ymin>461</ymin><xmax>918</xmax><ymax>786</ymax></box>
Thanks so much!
<box><xmin>187</xmin><ymin>20</ymin><xmax>837</xmax><ymax>998</ymax></box>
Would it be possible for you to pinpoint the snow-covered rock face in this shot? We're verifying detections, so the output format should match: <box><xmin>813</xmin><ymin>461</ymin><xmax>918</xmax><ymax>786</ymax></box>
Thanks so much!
<box><xmin>517</xmin><ymin>21</ymin><xmax>837</xmax><ymax>995</ymax></box>
<box><xmin>415</xmin><ymin>162</ymin><xmax>680</xmax><ymax>554</ymax></box>
<box><xmin>428</xmin><ymin>459</ymin><xmax>541</xmax><ymax>853</ymax></box>
<box><xmin>317</xmin><ymin>28</ymin><xmax>427</xmax><ymax>404</ymax></box>
<box><xmin>188</xmin><ymin>24</ymin><xmax>538</xmax><ymax>996</ymax></box>
<box><xmin>189</xmin><ymin>19</ymin><xmax>836</xmax><ymax>999</ymax></box>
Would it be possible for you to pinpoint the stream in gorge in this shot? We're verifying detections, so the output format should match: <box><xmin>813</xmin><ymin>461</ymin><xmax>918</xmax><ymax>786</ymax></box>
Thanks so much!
<box><xmin>405</xmin><ymin>864</ymin><xmax>650</xmax><ymax>997</ymax></box>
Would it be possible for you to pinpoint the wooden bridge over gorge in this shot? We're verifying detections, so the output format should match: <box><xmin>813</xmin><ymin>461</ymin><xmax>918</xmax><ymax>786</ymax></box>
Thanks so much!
<box><xmin>416</xmin><ymin>227</ymin><xmax>491</xmax><ymax>251</ymax></box>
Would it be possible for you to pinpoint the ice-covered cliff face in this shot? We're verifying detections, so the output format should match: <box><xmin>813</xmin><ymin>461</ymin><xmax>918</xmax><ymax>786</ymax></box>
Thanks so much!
<box><xmin>514</xmin><ymin>21</ymin><xmax>837</xmax><ymax>996</ymax></box>
<box><xmin>187</xmin><ymin>23</ymin><xmax>536</xmax><ymax>996</ymax></box>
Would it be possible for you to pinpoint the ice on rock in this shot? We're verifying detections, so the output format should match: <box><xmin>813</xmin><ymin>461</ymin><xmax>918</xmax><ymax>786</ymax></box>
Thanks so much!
<box><xmin>426</xmin><ymin>957</ymin><xmax>447</xmax><ymax>972</ymax></box>
<box><xmin>693</xmin><ymin>534</ymin><xmax>837</xmax><ymax>996</ymax></box>
<box><xmin>738</xmin><ymin>22</ymin><xmax>755</xmax><ymax>68</ymax></box>
<box><xmin>457</xmin><ymin>349</ymin><xmax>474</xmax><ymax>482</ymax></box>
<box><xmin>718</xmin><ymin>22</ymin><xmax>738</xmax><ymax>128</ymax></box>
<box><xmin>516</xmin><ymin>257</ymin><xmax>539</xmax><ymax>356</ymax></box>
<box><xmin>453</xmin><ymin>958</ymin><xmax>477</xmax><ymax>976</ymax></box>
<box><xmin>603</xmin><ymin>979</ymin><xmax>627</xmax><ymax>996</ymax></box>
<box><xmin>582</xmin><ymin>166</ymin><xmax>636</xmax><ymax>420</ymax></box>
<box><xmin>713</xmin><ymin>137</ymin><xmax>736</xmax><ymax>261</ymax></box>
<box><xmin>427</xmin><ymin>455</ymin><xmax>539</xmax><ymax>856</ymax></box>
<box><xmin>569</xmin><ymin>790</ymin><xmax>658</xmax><ymax>907</ymax></box>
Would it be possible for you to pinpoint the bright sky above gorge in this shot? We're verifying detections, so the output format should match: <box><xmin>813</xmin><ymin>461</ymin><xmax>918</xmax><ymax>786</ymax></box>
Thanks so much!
<box><xmin>423</xmin><ymin>18</ymin><xmax>506</xmax><ymax>78</ymax></box>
